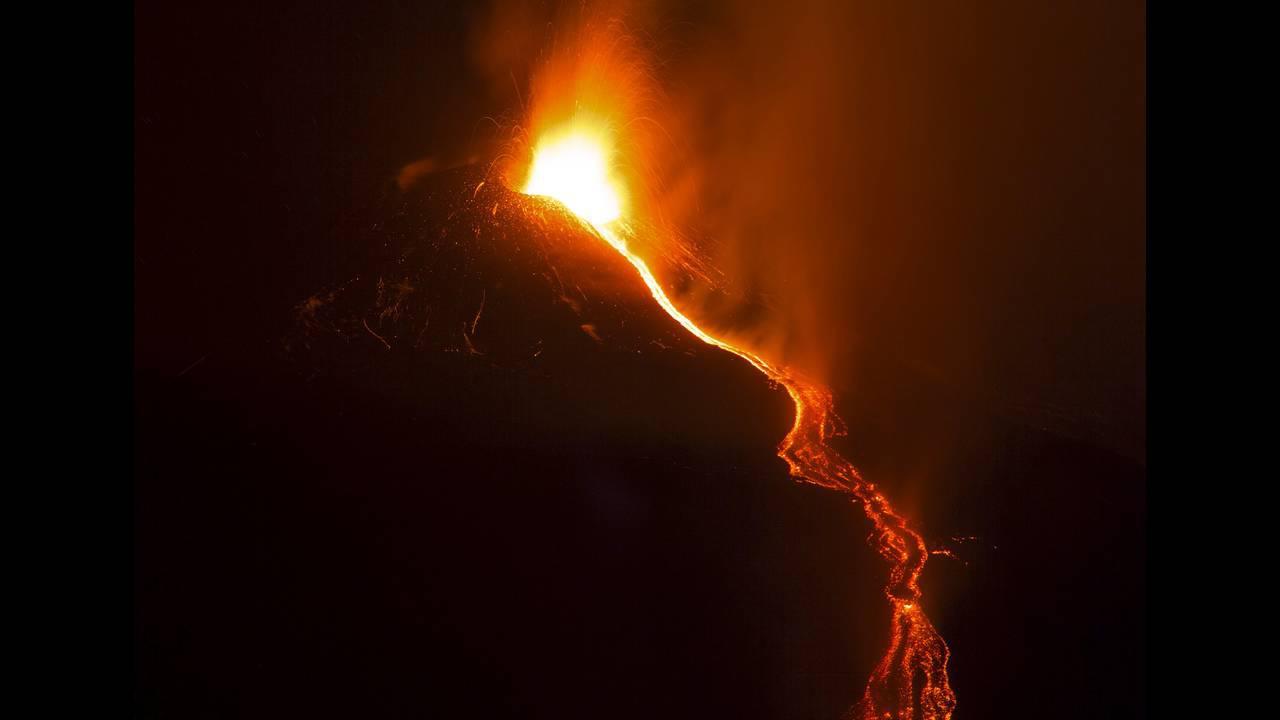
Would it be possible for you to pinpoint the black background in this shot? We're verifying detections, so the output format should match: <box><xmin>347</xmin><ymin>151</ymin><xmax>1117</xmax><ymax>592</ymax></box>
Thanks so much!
<box><xmin>135</xmin><ymin>2</ymin><xmax>1145</xmax><ymax>718</ymax></box>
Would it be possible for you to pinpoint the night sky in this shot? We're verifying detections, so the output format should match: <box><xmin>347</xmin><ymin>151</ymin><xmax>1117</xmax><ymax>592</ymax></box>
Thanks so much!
<box><xmin>135</xmin><ymin>2</ymin><xmax>1145</xmax><ymax>718</ymax></box>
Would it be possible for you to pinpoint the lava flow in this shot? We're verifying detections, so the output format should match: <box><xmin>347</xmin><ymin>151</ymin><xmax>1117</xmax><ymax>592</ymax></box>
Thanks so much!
<box><xmin>516</xmin><ymin>120</ymin><xmax>956</xmax><ymax>720</ymax></box>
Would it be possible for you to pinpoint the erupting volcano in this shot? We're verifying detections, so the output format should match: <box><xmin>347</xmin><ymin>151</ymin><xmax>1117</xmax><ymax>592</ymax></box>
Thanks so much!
<box><xmin>136</xmin><ymin>2</ymin><xmax>1150</xmax><ymax>717</ymax></box>
<box><xmin>511</xmin><ymin>98</ymin><xmax>955</xmax><ymax>718</ymax></box>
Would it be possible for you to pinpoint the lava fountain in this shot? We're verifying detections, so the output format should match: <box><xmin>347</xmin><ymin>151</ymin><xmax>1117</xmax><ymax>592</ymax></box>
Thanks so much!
<box><xmin>509</xmin><ymin>23</ymin><xmax>956</xmax><ymax>720</ymax></box>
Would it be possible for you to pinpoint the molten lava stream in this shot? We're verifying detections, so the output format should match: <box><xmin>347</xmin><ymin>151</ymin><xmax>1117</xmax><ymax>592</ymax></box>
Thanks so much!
<box><xmin>518</xmin><ymin>126</ymin><xmax>955</xmax><ymax>720</ymax></box>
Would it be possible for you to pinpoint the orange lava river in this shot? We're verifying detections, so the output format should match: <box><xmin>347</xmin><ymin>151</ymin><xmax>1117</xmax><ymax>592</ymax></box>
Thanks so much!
<box><xmin>519</xmin><ymin>125</ymin><xmax>956</xmax><ymax>720</ymax></box>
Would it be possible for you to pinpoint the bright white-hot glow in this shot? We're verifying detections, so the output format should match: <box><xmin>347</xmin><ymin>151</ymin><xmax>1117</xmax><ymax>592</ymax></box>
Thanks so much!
<box><xmin>522</xmin><ymin>128</ymin><xmax>625</xmax><ymax>225</ymax></box>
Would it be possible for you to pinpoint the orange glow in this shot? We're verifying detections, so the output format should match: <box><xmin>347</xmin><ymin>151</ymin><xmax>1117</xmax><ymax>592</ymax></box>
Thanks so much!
<box><xmin>513</xmin><ymin>22</ymin><xmax>955</xmax><ymax>720</ymax></box>
<box><xmin>522</xmin><ymin>121</ymin><xmax>626</xmax><ymax>226</ymax></box>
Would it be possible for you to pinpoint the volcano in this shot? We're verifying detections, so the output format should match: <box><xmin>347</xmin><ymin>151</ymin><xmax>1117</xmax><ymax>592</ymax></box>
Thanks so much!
<box><xmin>136</xmin><ymin>3</ymin><xmax>1146</xmax><ymax>717</ymax></box>
<box><xmin>135</xmin><ymin>164</ymin><xmax>898</xmax><ymax>720</ymax></box>
<box><xmin>135</xmin><ymin>160</ymin><xmax>1147</xmax><ymax>720</ymax></box>
<box><xmin>286</xmin><ymin>162</ymin><xmax>796</xmax><ymax>455</ymax></box>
